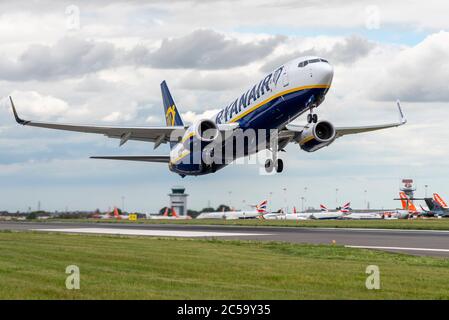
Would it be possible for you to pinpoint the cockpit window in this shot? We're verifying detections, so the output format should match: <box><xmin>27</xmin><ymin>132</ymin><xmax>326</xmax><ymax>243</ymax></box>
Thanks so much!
<box><xmin>298</xmin><ymin>58</ymin><xmax>328</xmax><ymax>67</ymax></box>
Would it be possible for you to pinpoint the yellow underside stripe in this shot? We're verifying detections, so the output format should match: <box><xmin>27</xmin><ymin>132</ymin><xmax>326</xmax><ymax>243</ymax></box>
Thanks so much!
<box><xmin>170</xmin><ymin>150</ymin><xmax>190</xmax><ymax>165</ymax></box>
<box><xmin>299</xmin><ymin>135</ymin><xmax>315</xmax><ymax>144</ymax></box>
<box><xmin>181</xmin><ymin>132</ymin><xmax>195</xmax><ymax>144</ymax></box>
<box><xmin>229</xmin><ymin>84</ymin><xmax>330</xmax><ymax>123</ymax></box>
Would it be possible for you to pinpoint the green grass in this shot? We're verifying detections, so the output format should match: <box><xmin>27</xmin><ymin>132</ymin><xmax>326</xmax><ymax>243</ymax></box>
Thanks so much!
<box><xmin>41</xmin><ymin>217</ymin><xmax>449</xmax><ymax>231</ymax></box>
<box><xmin>0</xmin><ymin>231</ymin><xmax>449</xmax><ymax>299</ymax></box>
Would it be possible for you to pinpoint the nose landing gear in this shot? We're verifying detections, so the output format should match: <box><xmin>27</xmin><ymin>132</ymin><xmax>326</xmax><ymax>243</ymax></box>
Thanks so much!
<box><xmin>307</xmin><ymin>113</ymin><xmax>318</xmax><ymax>124</ymax></box>
<box><xmin>306</xmin><ymin>95</ymin><xmax>319</xmax><ymax>124</ymax></box>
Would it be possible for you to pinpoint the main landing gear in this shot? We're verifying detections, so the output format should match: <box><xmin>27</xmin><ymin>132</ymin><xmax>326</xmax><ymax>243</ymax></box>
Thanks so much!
<box><xmin>264</xmin><ymin>148</ymin><xmax>283</xmax><ymax>174</ymax></box>
<box><xmin>264</xmin><ymin>158</ymin><xmax>283</xmax><ymax>173</ymax></box>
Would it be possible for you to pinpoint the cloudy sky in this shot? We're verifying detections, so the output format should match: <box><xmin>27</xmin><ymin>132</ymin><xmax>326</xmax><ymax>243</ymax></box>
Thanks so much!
<box><xmin>1</xmin><ymin>0</ymin><xmax>448</xmax><ymax>213</ymax></box>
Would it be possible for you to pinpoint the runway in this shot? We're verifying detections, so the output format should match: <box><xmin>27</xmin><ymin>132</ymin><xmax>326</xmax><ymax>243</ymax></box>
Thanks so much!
<box><xmin>1</xmin><ymin>221</ymin><xmax>449</xmax><ymax>257</ymax></box>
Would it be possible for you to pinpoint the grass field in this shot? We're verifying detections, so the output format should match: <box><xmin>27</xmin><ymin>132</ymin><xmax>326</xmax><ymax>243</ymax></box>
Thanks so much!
<box><xmin>43</xmin><ymin>217</ymin><xmax>449</xmax><ymax>231</ymax></box>
<box><xmin>0</xmin><ymin>231</ymin><xmax>449</xmax><ymax>299</ymax></box>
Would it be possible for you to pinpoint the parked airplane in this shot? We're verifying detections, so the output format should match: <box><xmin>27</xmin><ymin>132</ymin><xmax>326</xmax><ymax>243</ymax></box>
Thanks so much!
<box><xmin>147</xmin><ymin>207</ymin><xmax>192</xmax><ymax>220</ymax></box>
<box><xmin>396</xmin><ymin>192</ymin><xmax>436</xmax><ymax>218</ymax></box>
<box><xmin>9</xmin><ymin>56</ymin><xmax>407</xmax><ymax>177</ymax></box>
<box><xmin>309</xmin><ymin>202</ymin><xmax>351</xmax><ymax>220</ymax></box>
<box><xmin>413</xmin><ymin>193</ymin><xmax>449</xmax><ymax>218</ymax></box>
<box><xmin>340</xmin><ymin>212</ymin><xmax>383</xmax><ymax>220</ymax></box>
<box><xmin>340</xmin><ymin>210</ymin><xmax>406</xmax><ymax>220</ymax></box>
<box><xmin>429</xmin><ymin>193</ymin><xmax>449</xmax><ymax>217</ymax></box>
<box><xmin>397</xmin><ymin>192</ymin><xmax>430</xmax><ymax>217</ymax></box>
<box><xmin>261</xmin><ymin>207</ymin><xmax>310</xmax><ymax>220</ymax></box>
<box><xmin>93</xmin><ymin>207</ymin><xmax>129</xmax><ymax>220</ymax></box>
<box><xmin>196</xmin><ymin>200</ymin><xmax>267</xmax><ymax>220</ymax></box>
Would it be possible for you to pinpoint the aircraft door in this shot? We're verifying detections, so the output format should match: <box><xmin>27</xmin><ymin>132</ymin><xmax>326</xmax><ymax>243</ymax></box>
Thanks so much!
<box><xmin>282</xmin><ymin>67</ymin><xmax>289</xmax><ymax>87</ymax></box>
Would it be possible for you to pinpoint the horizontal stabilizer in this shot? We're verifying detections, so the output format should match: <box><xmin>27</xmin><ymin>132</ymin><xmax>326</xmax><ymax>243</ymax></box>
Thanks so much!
<box><xmin>90</xmin><ymin>155</ymin><xmax>170</xmax><ymax>163</ymax></box>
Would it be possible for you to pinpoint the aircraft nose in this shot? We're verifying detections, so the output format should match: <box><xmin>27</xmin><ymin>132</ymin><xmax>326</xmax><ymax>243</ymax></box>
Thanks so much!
<box><xmin>313</xmin><ymin>61</ymin><xmax>334</xmax><ymax>85</ymax></box>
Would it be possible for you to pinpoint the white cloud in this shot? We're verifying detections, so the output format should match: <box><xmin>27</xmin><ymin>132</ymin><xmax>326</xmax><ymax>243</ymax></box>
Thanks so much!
<box><xmin>6</xmin><ymin>91</ymin><xmax>69</xmax><ymax>119</ymax></box>
<box><xmin>371</xmin><ymin>31</ymin><xmax>449</xmax><ymax>102</ymax></box>
<box><xmin>261</xmin><ymin>35</ymin><xmax>375</xmax><ymax>72</ymax></box>
<box><xmin>142</xmin><ymin>29</ymin><xmax>285</xmax><ymax>69</ymax></box>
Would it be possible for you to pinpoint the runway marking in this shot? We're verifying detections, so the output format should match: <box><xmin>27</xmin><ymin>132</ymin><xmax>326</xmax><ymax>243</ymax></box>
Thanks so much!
<box><xmin>32</xmin><ymin>228</ymin><xmax>271</xmax><ymax>238</ymax></box>
<box><xmin>345</xmin><ymin>245</ymin><xmax>449</xmax><ymax>253</ymax></box>
<box><xmin>307</xmin><ymin>227</ymin><xmax>449</xmax><ymax>234</ymax></box>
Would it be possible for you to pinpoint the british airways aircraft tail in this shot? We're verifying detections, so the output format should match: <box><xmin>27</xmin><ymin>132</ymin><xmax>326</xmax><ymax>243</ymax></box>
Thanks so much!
<box><xmin>161</xmin><ymin>81</ymin><xmax>184</xmax><ymax>127</ymax></box>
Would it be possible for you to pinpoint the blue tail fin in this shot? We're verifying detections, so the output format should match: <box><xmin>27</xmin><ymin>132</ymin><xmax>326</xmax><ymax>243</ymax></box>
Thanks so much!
<box><xmin>161</xmin><ymin>81</ymin><xmax>184</xmax><ymax>127</ymax></box>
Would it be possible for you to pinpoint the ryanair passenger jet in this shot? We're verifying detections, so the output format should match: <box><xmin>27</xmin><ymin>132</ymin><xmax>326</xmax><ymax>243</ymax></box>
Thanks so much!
<box><xmin>10</xmin><ymin>56</ymin><xmax>406</xmax><ymax>177</ymax></box>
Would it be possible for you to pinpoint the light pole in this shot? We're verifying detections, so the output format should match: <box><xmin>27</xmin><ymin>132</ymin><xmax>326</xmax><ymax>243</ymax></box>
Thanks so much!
<box><xmin>364</xmin><ymin>190</ymin><xmax>367</xmax><ymax>209</ymax></box>
<box><xmin>425</xmin><ymin>185</ymin><xmax>429</xmax><ymax>198</ymax></box>
<box><xmin>228</xmin><ymin>191</ymin><xmax>232</xmax><ymax>210</ymax></box>
<box><xmin>283</xmin><ymin>187</ymin><xmax>288</xmax><ymax>214</ymax></box>
<box><xmin>304</xmin><ymin>187</ymin><xmax>308</xmax><ymax>210</ymax></box>
<box><xmin>335</xmin><ymin>188</ymin><xmax>339</xmax><ymax>209</ymax></box>
<box><xmin>121</xmin><ymin>196</ymin><xmax>125</xmax><ymax>213</ymax></box>
<box><xmin>268</xmin><ymin>192</ymin><xmax>273</xmax><ymax>213</ymax></box>
<box><xmin>301</xmin><ymin>196</ymin><xmax>305</xmax><ymax>212</ymax></box>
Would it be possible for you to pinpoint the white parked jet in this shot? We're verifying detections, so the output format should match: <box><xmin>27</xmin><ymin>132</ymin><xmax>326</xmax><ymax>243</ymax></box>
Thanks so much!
<box><xmin>310</xmin><ymin>202</ymin><xmax>351</xmax><ymax>220</ymax></box>
<box><xmin>261</xmin><ymin>207</ymin><xmax>310</xmax><ymax>220</ymax></box>
<box><xmin>147</xmin><ymin>207</ymin><xmax>192</xmax><ymax>220</ymax></box>
<box><xmin>196</xmin><ymin>200</ymin><xmax>267</xmax><ymax>220</ymax></box>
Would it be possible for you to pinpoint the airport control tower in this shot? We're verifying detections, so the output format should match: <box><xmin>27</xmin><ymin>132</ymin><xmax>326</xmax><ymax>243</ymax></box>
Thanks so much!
<box><xmin>169</xmin><ymin>186</ymin><xmax>188</xmax><ymax>216</ymax></box>
<box><xmin>400</xmin><ymin>179</ymin><xmax>416</xmax><ymax>200</ymax></box>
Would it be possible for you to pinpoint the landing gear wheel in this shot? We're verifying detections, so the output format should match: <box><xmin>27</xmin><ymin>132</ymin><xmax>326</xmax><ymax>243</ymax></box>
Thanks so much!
<box><xmin>265</xmin><ymin>159</ymin><xmax>274</xmax><ymax>173</ymax></box>
<box><xmin>275</xmin><ymin>159</ymin><xmax>283</xmax><ymax>173</ymax></box>
<box><xmin>307</xmin><ymin>114</ymin><xmax>313</xmax><ymax>123</ymax></box>
<box><xmin>312</xmin><ymin>114</ymin><xmax>318</xmax><ymax>123</ymax></box>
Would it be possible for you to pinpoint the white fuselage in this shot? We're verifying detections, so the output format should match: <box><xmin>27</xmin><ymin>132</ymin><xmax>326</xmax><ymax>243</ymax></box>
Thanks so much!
<box><xmin>262</xmin><ymin>212</ymin><xmax>310</xmax><ymax>220</ymax></box>
<box><xmin>310</xmin><ymin>211</ymin><xmax>346</xmax><ymax>220</ymax></box>
<box><xmin>341</xmin><ymin>213</ymin><xmax>383</xmax><ymax>220</ymax></box>
<box><xmin>147</xmin><ymin>215</ymin><xmax>191</xmax><ymax>220</ymax></box>
<box><xmin>196</xmin><ymin>210</ymin><xmax>261</xmax><ymax>220</ymax></box>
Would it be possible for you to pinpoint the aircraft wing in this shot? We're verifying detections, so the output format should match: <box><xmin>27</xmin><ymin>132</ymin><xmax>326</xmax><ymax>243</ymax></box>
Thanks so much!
<box><xmin>9</xmin><ymin>97</ymin><xmax>185</xmax><ymax>148</ymax></box>
<box><xmin>333</xmin><ymin>101</ymin><xmax>406</xmax><ymax>138</ymax></box>
<box><xmin>90</xmin><ymin>155</ymin><xmax>170</xmax><ymax>163</ymax></box>
<box><xmin>284</xmin><ymin>101</ymin><xmax>406</xmax><ymax>144</ymax></box>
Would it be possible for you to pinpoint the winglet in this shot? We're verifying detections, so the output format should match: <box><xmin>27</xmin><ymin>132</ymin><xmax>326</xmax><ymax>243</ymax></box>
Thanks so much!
<box><xmin>9</xmin><ymin>96</ymin><xmax>28</xmax><ymax>125</ymax></box>
<box><xmin>396</xmin><ymin>100</ymin><xmax>407</xmax><ymax>125</ymax></box>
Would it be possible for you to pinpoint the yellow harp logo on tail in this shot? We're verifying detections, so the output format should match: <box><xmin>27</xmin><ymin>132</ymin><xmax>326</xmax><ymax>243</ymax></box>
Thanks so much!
<box><xmin>166</xmin><ymin>105</ymin><xmax>176</xmax><ymax>126</ymax></box>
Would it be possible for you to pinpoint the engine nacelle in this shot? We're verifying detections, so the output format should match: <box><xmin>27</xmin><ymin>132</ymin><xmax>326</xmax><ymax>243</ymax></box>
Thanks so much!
<box><xmin>299</xmin><ymin>120</ymin><xmax>336</xmax><ymax>152</ymax></box>
<box><xmin>182</xmin><ymin>119</ymin><xmax>219</xmax><ymax>148</ymax></box>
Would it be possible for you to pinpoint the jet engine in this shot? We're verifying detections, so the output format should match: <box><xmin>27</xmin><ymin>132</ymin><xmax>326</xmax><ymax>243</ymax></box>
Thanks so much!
<box><xmin>299</xmin><ymin>120</ymin><xmax>336</xmax><ymax>152</ymax></box>
<box><xmin>182</xmin><ymin>119</ymin><xmax>219</xmax><ymax>147</ymax></box>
